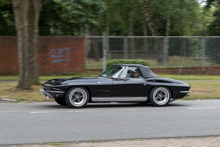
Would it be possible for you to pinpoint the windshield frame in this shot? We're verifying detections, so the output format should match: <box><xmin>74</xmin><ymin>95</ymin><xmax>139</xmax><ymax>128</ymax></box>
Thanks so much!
<box><xmin>98</xmin><ymin>66</ymin><xmax>125</xmax><ymax>78</ymax></box>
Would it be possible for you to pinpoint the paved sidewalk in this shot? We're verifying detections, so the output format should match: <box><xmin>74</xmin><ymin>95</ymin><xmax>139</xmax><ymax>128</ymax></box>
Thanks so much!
<box><xmin>7</xmin><ymin>136</ymin><xmax>220</xmax><ymax>147</ymax></box>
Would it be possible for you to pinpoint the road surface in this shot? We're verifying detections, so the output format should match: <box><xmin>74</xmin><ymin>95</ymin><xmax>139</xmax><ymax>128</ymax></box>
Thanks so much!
<box><xmin>0</xmin><ymin>100</ymin><xmax>220</xmax><ymax>145</ymax></box>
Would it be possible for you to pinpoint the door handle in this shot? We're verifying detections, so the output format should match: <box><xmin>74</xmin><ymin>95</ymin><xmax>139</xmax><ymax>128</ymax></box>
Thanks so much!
<box><xmin>139</xmin><ymin>82</ymin><xmax>146</xmax><ymax>86</ymax></box>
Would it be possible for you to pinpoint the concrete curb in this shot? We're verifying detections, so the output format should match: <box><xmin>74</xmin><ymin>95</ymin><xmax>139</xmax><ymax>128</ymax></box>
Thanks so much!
<box><xmin>0</xmin><ymin>98</ymin><xmax>16</xmax><ymax>102</ymax></box>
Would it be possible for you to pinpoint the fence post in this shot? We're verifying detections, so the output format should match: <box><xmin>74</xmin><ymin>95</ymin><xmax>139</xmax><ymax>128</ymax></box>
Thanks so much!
<box><xmin>163</xmin><ymin>36</ymin><xmax>167</xmax><ymax>66</ymax></box>
<box><xmin>102</xmin><ymin>31</ymin><xmax>106</xmax><ymax>72</ymax></box>
<box><xmin>202</xmin><ymin>36</ymin><xmax>206</xmax><ymax>67</ymax></box>
<box><xmin>85</xmin><ymin>36</ymin><xmax>88</xmax><ymax>69</ymax></box>
<box><xmin>124</xmin><ymin>37</ymin><xmax>128</xmax><ymax>59</ymax></box>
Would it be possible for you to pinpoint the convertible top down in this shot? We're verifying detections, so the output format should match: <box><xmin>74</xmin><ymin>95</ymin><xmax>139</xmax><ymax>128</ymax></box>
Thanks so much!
<box><xmin>40</xmin><ymin>64</ymin><xmax>192</xmax><ymax>108</ymax></box>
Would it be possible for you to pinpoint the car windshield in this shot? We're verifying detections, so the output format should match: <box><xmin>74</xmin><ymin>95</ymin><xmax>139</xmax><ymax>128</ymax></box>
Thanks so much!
<box><xmin>99</xmin><ymin>66</ymin><xmax>123</xmax><ymax>78</ymax></box>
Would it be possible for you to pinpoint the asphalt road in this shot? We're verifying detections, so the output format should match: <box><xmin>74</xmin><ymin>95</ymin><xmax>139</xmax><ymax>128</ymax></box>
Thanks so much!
<box><xmin>0</xmin><ymin>100</ymin><xmax>220</xmax><ymax>145</ymax></box>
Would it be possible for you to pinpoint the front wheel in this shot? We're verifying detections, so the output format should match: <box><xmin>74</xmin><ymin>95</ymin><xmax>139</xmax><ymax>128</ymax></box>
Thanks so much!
<box><xmin>149</xmin><ymin>87</ymin><xmax>171</xmax><ymax>107</ymax></box>
<box><xmin>65</xmin><ymin>87</ymin><xmax>89</xmax><ymax>108</ymax></box>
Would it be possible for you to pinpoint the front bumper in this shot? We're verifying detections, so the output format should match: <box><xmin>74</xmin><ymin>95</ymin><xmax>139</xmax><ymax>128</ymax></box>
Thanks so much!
<box><xmin>40</xmin><ymin>88</ymin><xmax>54</xmax><ymax>99</ymax></box>
<box><xmin>180</xmin><ymin>91</ymin><xmax>193</xmax><ymax>93</ymax></box>
<box><xmin>40</xmin><ymin>88</ymin><xmax>66</xmax><ymax>99</ymax></box>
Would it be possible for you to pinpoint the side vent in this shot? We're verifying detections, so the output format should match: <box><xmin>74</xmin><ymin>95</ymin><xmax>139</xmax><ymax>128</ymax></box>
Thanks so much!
<box><xmin>149</xmin><ymin>80</ymin><xmax>172</xmax><ymax>83</ymax></box>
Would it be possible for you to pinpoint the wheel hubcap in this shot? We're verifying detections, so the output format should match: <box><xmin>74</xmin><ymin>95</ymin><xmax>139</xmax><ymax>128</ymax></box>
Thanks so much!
<box><xmin>69</xmin><ymin>88</ymin><xmax>87</xmax><ymax>106</ymax></box>
<box><xmin>153</xmin><ymin>88</ymin><xmax>169</xmax><ymax>105</ymax></box>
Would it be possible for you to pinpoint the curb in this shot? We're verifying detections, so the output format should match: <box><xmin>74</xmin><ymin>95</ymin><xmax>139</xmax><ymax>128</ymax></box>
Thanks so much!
<box><xmin>0</xmin><ymin>98</ymin><xmax>16</xmax><ymax>102</ymax></box>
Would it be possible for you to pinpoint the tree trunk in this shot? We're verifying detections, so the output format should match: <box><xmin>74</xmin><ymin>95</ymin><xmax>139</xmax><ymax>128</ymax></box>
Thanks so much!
<box><xmin>165</xmin><ymin>9</ymin><xmax>171</xmax><ymax>65</ymax></box>
<box><xmin>142</xmin><ymin>5</ymin><xmax>148</xmax><ymax>57</ymax></box>
<box><xmin>143</xmin><ymin>1</ymin><xmax>158</xmax><ymax>36</ymax></box>
<box><xmin>106</xmin><ymin>17</ymin><xmax>110</xmax><ymax>60</ymax></box>
<box><xmin>143</xmin><ymin>20</ymin><xmax>147</xmax><ymax>36</ymax></box>
<box><xmin>179</xmin><ymin>0</ymin><xmax>185</xmax><ymax>57</ymax></box>
<box><xmin>12</xmin><ymin>0</ymin><xmax>41</xmax><ymax>89</ymax></box>
<box><xmin>143</xmin><ymin>19</ymin><xmax>148</xmax><ymax>52</ymax></box>
<box><xmin>128</xmin><ymin>10</ymin><xmax>135</xmax><ymax>59</ymax></box>
<box><xmin>143</xmin><ymin>1</ymin><xmax>162</xmax><ymax>64</ymax></box>
<box><xmin>85</xmin><ymin>23</ymin><xmax>91</xmax><ymax>61</ymax></box>
<box><xmin>180</xmin><ymin>15</ymin><xmax>185</xmax><ymax>57</ymax></box>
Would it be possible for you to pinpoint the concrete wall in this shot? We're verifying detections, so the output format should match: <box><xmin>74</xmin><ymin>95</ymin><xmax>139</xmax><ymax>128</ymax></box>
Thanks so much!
<box><xmin>0</xmin><ymin>36</ymin><xmax>85</xmax><ymax>75</ymax></box>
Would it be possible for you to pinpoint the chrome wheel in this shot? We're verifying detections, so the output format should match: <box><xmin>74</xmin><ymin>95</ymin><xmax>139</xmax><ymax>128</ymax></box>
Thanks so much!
<box><xmin>152</xmin><ymin>87</ymin><xmax>170</xmax><ymax>105</ymax></box>
<box><xmin>69</xmin><ymin>88</ymin><xmax>88</xmax><ymax>107</ymax></box>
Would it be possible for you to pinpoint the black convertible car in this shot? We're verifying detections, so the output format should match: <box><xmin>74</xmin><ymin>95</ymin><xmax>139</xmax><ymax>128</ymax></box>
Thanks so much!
<box><xmin>40</xmin><ymin>64</ymin><xmax>192</xmax><ymax>108</ymax></box>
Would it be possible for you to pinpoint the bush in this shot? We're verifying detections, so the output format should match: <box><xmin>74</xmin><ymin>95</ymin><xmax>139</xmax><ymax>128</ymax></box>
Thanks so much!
<box><xmin>106</xmin><ymin>59</ymin><xmax>149</xmax><ymax>69</ymax></box>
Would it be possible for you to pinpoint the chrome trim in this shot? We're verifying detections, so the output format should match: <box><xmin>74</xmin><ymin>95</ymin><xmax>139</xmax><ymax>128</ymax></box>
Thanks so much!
<box><xmin>113</xmin><ymin>67</ymin><xmax>126</xmax><ymax>78</ymax></box>
<box><xmin>40</xmin><ymin>88</ymin><xmax>54</xmax><ymax>99</ymax></box>
<box><xmin>180</xmin><ymin>91</ymin><xmax>192</xmax><ymax>93</ymax></box>
<box><xmin>46</xmin><ymin>90</ymin><xmax>65</xmax><ymax>93</ymax></box>
<box><xmin>92</xmin><ymin>97</ymin><xmax>148</xmax><ymax>102</ymax></box>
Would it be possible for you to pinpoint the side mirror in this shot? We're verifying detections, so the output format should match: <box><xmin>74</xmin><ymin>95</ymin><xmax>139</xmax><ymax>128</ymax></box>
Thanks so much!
<box><xmin>124</xmin><ymin>77</ymin><xmax>128</xmax><ymax>81</ymax></box>
<box><xmin>116</xmin><ymin>77</ymin><xmax>128</xmax><ymax>81</ymax></box>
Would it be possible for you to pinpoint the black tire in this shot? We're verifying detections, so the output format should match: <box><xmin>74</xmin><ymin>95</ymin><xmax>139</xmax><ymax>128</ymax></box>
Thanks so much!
<box><xmin>54</xmin><ymin>98</ymin><xmax>67</xmax><ymax>106</ymax></box>
<box><xmin>149</xmin><ymin>87</ymin><xmax>171</xmax><ymax>107</ymax></box>
<box><xmin>65</xmin><ymin>87</ymin><xmax>89</xmax><ymax>108</ymax></box>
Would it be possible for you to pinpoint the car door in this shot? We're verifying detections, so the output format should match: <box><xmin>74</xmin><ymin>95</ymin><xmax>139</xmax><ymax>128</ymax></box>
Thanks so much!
<box><xmin>90</xmin><ymin>66</ymin><xmax>124</xmax><ymax>97</ymax></box>
<box><xmin>112</xmin><ymin>67</ymin><xmax>147</xmax><ymax>97</ymax></box>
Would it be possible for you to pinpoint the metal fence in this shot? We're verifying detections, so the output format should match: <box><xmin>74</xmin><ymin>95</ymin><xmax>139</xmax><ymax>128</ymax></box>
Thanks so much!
<box><xmin>86</xmin><ymin>36</ymin><xmax>220</xmax><ymax>69</ymax></box>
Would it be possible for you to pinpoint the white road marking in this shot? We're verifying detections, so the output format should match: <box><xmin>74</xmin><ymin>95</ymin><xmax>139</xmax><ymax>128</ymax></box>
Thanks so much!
<box><xmin>206</xmin><ymin>107</ymin><xmax>218</xmax><ymax>109</ymax></box>
<box><xmin>188</xmin><ymin>107</ymin><xmax>218</xmax><ymax>110</ymax></box>
<box><xmin>30</xmin><ymin>111</ymin><xmax>49</xmax><ymax>113</ymax></box>
<box><xmin>30</xmin><ymin>110</ymin><xmax>86</xmax><ymax>114</ymax></box>
<box><xmin>67</xmin><ymin>111</ymin><xmax>84</xmax><ymax>113</ymax></box>
<box><xmin>112</xmin><ymin>109</ymin><xmax>137</xmax><ymax>112</ymax></box>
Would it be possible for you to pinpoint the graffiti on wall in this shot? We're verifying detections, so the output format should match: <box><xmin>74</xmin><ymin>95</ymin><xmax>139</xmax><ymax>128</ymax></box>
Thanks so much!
<box><xmin>50</xmin><ymin>48</ymin><xmax>71</xmax><ymax>63</ymax></box>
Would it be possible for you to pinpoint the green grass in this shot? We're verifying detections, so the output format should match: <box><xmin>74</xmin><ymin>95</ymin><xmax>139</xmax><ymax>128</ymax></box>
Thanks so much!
<box><xmin>0</xmin><ymin>81</ymin><xmax>219</xmax><ymax>102</ymax></box>
<box><xmin>47</xmin><ymin>143</ymin><xmax>65</xmax><ymax>146</ymax></box>
<box><xmin>157</xmin><ymin>74</ymin><xmax>220</xmax><ymax>80</ymax></box>
<box><xmin>183</xmin><ymin>81</ymin><xmax>220</xmax><ymax>100</ymax></box>
<box><xmin>0</xmin><ymin>82</ymin><xmax>54</xmax><ymax>102</ymax></box>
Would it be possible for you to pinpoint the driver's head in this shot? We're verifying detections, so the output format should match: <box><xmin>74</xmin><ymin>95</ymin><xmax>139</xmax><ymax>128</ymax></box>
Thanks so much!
<box><xmin>134</xmin><ymin>69</ymin><xmax>139</xmax><ymax>77</ymax></box>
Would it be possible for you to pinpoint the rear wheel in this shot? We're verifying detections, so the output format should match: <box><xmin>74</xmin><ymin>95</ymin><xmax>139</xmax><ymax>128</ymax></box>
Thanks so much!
<box><xmin>65</xmin><ymin>87</ymin><xmax>89</xmax><ymax>108</ymax></box>
<box><xmin>54</xmin><ymin>98</ymin><xmax>67</xmax><ymax>106</ymax></box>
<box><xmin>149</xmin><ymin>87</ymin><xmax>171</xmax><ymax>106</ymax></box>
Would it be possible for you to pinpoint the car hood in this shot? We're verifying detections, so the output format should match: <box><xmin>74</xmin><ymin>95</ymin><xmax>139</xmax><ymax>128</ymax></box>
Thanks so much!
<box><xmin>42</xmin><ymin>77</ymin><xmax>102</xmax><ymax>86</ymax></box>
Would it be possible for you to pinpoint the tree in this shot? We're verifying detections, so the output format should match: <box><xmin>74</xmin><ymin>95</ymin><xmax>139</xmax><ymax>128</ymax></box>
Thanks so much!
<box><xmin>12</xmin><ymin>0</ymin><xmax>42</xmax><ymax>89</ymax></box>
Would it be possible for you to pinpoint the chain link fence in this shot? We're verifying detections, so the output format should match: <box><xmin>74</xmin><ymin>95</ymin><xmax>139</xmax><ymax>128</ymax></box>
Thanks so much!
<box><xmin>86</xmin><ymin>36</ymin><xmax>220</xmax><ymax>69</ymax></box>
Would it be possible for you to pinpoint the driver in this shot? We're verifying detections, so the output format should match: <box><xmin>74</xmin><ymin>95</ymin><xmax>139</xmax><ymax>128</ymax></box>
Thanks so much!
<box><xmin>134</xmin><ymin>69</ymin><xmax>140</xmax><ymax>78</ymax></box>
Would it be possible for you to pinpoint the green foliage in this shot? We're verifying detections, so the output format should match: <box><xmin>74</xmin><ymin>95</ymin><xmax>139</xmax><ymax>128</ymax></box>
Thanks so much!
<box><xmin>106</xmin><ymin>59</ymin><xmax>149</xmax><ymax>69</ymax></box>
<box><xmin>101</xmin><ymin>0</ymin><xmax>202</xmax><ymax>36</ymax></box>
<box><xmin>0</xmin><ymin>0</ymin><xmax>217</xmax><ymax>37</ymax></box>
<box><xmin>0</xmin><ymin>0</ymin><xmax>16</xmax><ymax>35</ymax></box>
<box><xmin>208</xmin><ymin>8</ymin><xmax>220</xmax><ymax>36</ymax></box>
<box><xmin>39</xmin><ymin>0</ymin><xmax>106</xmax><ymax>36</ymax></box>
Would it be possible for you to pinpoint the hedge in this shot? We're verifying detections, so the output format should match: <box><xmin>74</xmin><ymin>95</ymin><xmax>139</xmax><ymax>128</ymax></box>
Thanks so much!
<box><xmin>106</xmin><ymin>59</ymin><xmax>149</xmax><ymax>69</ymax></box>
